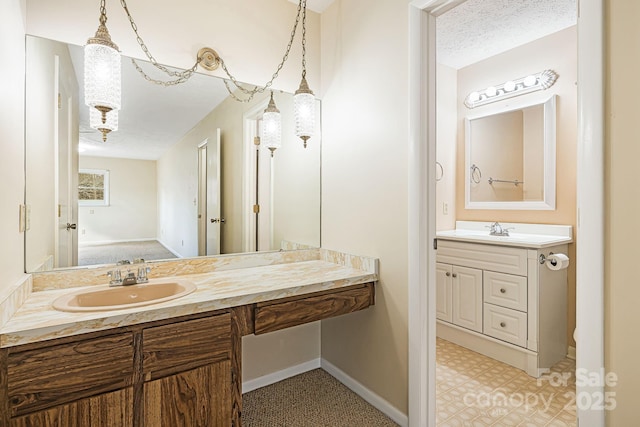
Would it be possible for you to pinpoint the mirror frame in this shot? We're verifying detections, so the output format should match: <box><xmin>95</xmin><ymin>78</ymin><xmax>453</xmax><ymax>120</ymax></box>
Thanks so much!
<box><xmin>464</xmin><ymin>94</ymin><xmax>557</xmax><ymax>210</ymax></box>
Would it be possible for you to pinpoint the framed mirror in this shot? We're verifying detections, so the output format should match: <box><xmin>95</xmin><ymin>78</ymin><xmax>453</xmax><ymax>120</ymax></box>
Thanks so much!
<box><xmin>24</xmin><ymin>35</ymin><xmax>321</xmax><ymax>272</ymax></box>
<box><xmin>464</xmin><ymin>95</ymin><xmax>556</xmax><ymax>210</ymax></box>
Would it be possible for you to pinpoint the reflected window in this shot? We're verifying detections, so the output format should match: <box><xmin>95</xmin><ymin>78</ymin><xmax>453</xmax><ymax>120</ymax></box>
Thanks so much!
<box><xmin>78</xmin><ymin>169</ymin><xmax>110</xmax><ymax>206</ymax></box>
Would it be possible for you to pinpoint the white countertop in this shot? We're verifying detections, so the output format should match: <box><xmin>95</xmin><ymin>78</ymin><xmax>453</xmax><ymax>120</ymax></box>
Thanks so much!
<box><xmin>0</xmin><ymin>250</ymin><xmax>377</xmax><ymax>348</ymax></box>
<box><xmin>436</xmin><ymin>221</ymin><xmax>573</xmax><ymax>249</ymax></box>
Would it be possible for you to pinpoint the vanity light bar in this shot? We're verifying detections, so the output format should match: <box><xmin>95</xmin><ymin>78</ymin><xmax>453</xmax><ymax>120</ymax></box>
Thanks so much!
<box><xmin>464</xmin><ymin>70</ymin><xmax>558</xmax><ymax>109</ymax></box>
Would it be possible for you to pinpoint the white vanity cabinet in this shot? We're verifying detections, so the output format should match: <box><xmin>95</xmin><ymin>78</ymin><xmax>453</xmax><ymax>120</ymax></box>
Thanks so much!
<box><xmin>435</xmin><ymin>232</ymin><xmax>570</xmax><ymax>377</ymax></box>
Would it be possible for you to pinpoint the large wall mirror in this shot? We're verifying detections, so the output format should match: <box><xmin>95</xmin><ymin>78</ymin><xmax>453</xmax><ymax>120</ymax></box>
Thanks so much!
<box><xmin>465</xmin><ymin>95</ymin><xmax>556</xmax><ymax>210</ymax></box>
<box><xmin>24</xmin><ymin>35</ymin><xmax>321</xmax><ymax>273</ymax></box>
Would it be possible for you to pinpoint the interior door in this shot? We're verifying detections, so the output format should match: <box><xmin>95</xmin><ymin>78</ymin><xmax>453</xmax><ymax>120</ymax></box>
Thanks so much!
<box><xmin>256</xmin><ymin>121</ymin><xmax>272</xmax><ymax>251</ymax></box>
<box><xmin>206</xmin><ymin>129</ymin><xmax>221</xmax><ymax>255</ymax></box>
<box><xmin>197</xmin><ymin>142</ymin><xmax>208</xmax><ymax>256</ymax></box>
<box><xmin>55</xmin><ymin>57</ymin><xmax>78</xmax><ymax>268</ymax></box>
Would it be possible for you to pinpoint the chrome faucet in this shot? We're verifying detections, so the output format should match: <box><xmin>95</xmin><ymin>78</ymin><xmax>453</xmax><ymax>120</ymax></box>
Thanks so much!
<box><xmin>488</xmin><ymin>222</ymin><xmax>512</xmax><ymax>236</ymax></box>
<box><xmin>107</xmin><ymin>269</ymin><xmax>122</xmax><ymax>286</ymax></box>
<box><xmin>108</xmin><ymin>259</ymin><xmax>151</xmax><ymax>287</ymax></box>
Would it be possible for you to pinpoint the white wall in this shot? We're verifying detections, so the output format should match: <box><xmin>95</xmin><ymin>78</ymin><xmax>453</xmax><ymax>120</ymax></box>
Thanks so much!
<box><xmin>0</xmin><ymin>0</ymin><xmax>27</xmax><ymax>292</ymax></box>
<box><xmin>79</xmin><ymin>156</ymin><xmax>157</xmax><ymax>244</ymax></box>
<box><xmin>320</xmin><ymin>0</ymin><xmax>410</xmax><ymax>415</ymax></box>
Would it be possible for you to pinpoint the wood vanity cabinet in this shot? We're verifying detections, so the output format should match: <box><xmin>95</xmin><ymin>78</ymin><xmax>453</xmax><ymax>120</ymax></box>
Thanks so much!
<box><xmin>1</xmin><ymin>311</ymin><xmax>236</xmax><ymax>427</ymax></box>
<box><xmin>0</xmin><ymin>283</ymin><xmax>375</xmax><ymax>426</ymax></box>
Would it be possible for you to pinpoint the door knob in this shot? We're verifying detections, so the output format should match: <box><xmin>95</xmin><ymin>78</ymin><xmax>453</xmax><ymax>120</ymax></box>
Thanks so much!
<box><xmin>66</xmin><ymin>223</ymin><xmax>77</xmax><ymax>230</ymax></box>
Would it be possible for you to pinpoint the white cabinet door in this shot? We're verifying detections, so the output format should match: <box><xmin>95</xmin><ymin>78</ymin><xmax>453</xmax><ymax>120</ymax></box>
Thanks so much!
<box><xmin>452</xmin><ymin>266</ymin><xmax>483</xmax><ymax>333</ymax></box>
<box><xmin>435</xmin><ymin>263</ymin><xmax>453</xmax><ymax>322</ymax></box>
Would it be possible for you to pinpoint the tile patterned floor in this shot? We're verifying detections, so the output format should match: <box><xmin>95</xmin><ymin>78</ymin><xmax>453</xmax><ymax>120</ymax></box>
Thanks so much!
<box><xmin>437</xmin><ymin>338</ymin><xmax>577</xmax><ymax>426</ymax></box>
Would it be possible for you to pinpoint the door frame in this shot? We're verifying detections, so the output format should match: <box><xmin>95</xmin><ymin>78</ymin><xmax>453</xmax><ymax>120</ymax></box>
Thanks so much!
<box><xmin>407</xmin><ymin>1</ymin><xmax>605</xmax><ymax>426</ymax></box>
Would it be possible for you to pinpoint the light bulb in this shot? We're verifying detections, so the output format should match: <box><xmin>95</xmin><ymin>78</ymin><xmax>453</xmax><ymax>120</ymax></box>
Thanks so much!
<box><xmin>485</xmin><ymin>86</ymin><xmax>497</xmax><ymax>97</ymax></box>
<box><xmin>504</xmin><ymin>81</ymin><xmax>516</xmax><ymax>92</ymax></box>
<box><xmin>468</xmin><ymin>91</ymin><xmax>480</xmax><ymax>102</ymax></box>
<box><xmin>523</xmin><ymin>75</ymin><xmax>537</xmax><ymax>87</ymax></box>
<box><xmin>294</xmin><ymin>76</ymin><xmax>315</xmax><ymax>147</ymax></box>
<box><xmin>262</xmin><ymin>92</ymin><xmax>281</xmax><ymax>156</ymax></box>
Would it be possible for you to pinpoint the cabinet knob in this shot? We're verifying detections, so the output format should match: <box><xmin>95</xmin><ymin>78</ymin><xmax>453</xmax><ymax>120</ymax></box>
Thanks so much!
<box><xmin>445</xmin><ymin>272</ymin><xmax>451</xmax><ymax>277</ymax></box>
<box><xmin>500</xmin><ymin>322</ymin><xmax>506</xmax><ymax>328</ymax></box>
<box><xmin>452</xmin><ymin>273</ymin><xmax>457</xmax><ymax>278</ymax></box>
<box><xmin>500</xmin><ymin>288</ymin><xmax>506</xmax><ymax>294</ymax></box>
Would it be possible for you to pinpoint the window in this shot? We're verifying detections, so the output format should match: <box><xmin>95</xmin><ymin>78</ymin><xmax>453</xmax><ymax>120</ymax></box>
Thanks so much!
<box><xmin>78</xmin><ymin>169</ymin><xmax>110</xmax><ymax>206</ymax></box>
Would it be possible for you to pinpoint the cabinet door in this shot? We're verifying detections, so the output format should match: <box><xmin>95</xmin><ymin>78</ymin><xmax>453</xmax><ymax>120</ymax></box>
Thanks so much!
<box><xmin>10</xmin><ymin>388</ymin><xmax>133</xmax><ymax>427</ymax></box>
<box><xmin>452</xmin><ymin>266</ymin><xmax>483</xmax><ymax>333</ymax></box>
<box><xmin>143</xmin><ymin>361</ymin><xmax>231</xmax><ymax>427</ymax></box>
<box><xmin>435</xmin><ymin>263</ymin><xmax>453</xmax><ymax>322</ymax></box>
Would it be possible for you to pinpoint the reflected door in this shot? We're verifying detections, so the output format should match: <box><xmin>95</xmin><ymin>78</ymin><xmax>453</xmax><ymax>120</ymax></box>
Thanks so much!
<box><xmin>56</xmin><ymin>57</ymin><xmax>79</xmax><ymax>268</ymax></box>
<box><xmin>206</xmin><ymin>129</ymin><xmax>222</xmax><ymax>255</ymax></box>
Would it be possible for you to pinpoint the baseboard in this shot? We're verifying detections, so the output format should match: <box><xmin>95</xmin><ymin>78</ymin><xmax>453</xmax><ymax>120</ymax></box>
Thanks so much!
<box><xmin>321</xmin><ymin>358</ymin><xmax>408</xmax><ymax>427</ymax></box>
<box><xmin>242</xmin><ymin>358</ymin><xmax>321</xmax><ymax>393</ymax></box>
<box><xmin>157</xmin><ymin>240</ymin><xmax>184</xmax><ymax>258</ymax></box>
<box><xmin>567</xmin><ymin>345</ymin><xmax>576</xmax><ymax>360</ymax></box>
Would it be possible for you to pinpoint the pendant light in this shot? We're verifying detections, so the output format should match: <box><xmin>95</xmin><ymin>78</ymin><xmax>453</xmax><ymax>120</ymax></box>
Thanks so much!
<box><xmin>89</xmin><ymin>107</ymin><xmax>118</xmax><ymax>142</ymax></box>
<box><xmin>262</xmin><ymin>92</ymin><xmax>282</xmax><ymax>157</ymax></box>
<box><xmin>84</xmin><ymin>0</ymin><xmax>121</xmax><ymax>124</ymax></box>
<box><xmin>293</xmin><ymin>0</ymin><xmax>315</xmax><ymax>147</ymax></box>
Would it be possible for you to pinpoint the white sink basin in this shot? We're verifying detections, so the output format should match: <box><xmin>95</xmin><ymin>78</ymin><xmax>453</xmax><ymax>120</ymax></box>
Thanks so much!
<box><xmin>52</xmin><ymin>279</ymin><xmax>196</xmax><ymax>312</ymax></box>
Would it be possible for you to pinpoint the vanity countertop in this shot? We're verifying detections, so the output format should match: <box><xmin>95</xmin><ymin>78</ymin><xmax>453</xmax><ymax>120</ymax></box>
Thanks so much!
<box><xmin>0</xmin><ymin>249</ymin><xmax>377</xmax><ymax>348</ymax></box>
<box><xmin>436</xmin><ymin>221</ymin><xmax>573</xmax><ymax>249</ymax></box>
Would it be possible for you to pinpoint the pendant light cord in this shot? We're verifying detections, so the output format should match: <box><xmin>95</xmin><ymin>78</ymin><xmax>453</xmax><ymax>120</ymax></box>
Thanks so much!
<box><xmin>118</xmin><ymin>0</ymin><xmax>309</xmax><ymax>98</ymax></box>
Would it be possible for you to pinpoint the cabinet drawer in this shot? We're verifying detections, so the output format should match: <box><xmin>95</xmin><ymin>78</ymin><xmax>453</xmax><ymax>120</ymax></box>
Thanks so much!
<box><xmin>254</xmin><ymin>284</ymin><xmax>374</xmax><ymax>335</ymax></box>
<box><xmin>437</xmin><ymin>240</ymin><xmax>527</xmax><ymax>276</ymax></box>
<box><xmin>483</xmin><ymin>271</ymin><xmax>527</xmax><ymax>312</ymax></box>
<box><xmin>483</xmin><ymin>304</ymin><xmax>527</xmax><ymax>347</ymax></box>
<box><xmin>143</xmin><ymin>313</ymin><xmax>231</xmax><ymax>381</ymax></box>
<box><xmin>7</xmin><ymin>333</ymin><xmax>134</xmax><ymax>417</ymax></box>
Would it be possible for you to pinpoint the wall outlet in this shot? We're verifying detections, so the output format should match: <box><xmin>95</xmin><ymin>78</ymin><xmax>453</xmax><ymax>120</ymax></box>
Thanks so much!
<box><xmin>181</xmin><ymin>240</ymin><xmax>184</xmax><ymax>246</ymax></box>
<box><xmin>81</xmin><ymin>229</ymin><xmax>86</xmax><ymax>235</ymax></box>
<box><xmin>443</xmin><ymin>203</ymin><xmax>449</xmax><ymax>215</ymax></box>
<box><xmin>89</xmin><ymin>209</ymin><xmax>95</xmax><ymax>214</ymax></box>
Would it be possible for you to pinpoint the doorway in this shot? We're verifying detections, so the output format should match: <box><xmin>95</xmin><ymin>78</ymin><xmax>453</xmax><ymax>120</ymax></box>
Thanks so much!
<box><xmin>408</xmin><ymin>1</ymin><xmax>605</xmax><ymax>426</ymax></box>
<box><xmin>197</xmin><ymin>129</ymin><xmax>223</xmax><ymax>256</ymax></box>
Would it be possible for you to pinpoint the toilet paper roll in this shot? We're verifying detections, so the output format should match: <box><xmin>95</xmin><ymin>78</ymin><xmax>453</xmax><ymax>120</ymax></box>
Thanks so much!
<box><xmin>547</xmin><ymin>253</ymin><xmax>569</xmax><ymax>271</ymax></box>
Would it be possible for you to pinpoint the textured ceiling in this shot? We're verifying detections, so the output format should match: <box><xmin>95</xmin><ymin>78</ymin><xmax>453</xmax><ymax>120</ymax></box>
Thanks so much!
<box><xmin>436</xmin><ymin>0</ymin><xmax>577</xmax><ymax>69</ymax></box>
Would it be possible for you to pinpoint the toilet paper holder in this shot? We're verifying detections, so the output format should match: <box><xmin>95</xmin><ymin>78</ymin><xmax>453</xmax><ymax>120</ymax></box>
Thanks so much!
<box><xmin>538</xmin><ymin>252</ymin><xmax>558</xmax><ymax>266</ymax></box>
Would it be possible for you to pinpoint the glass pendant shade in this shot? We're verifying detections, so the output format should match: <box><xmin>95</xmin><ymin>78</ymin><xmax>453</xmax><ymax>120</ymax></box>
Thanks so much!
<box><xmin>294</xmin><ymin>76</ymin><xmax>315</xmax><ymax>147</ymax></box>
<box><xmin>90</xmin><ymin>106</ymin><xmax>118</xmax><ymax>142</ymax></box>
<box><xmin>84</xmin><ymin>22</ymin><xmax>121</xmax><ymax>117</ymax></box>
<box><xmin>262</xmin><ymin>93</ymin><xmax>281</xmax><ymax>157</ymax></box>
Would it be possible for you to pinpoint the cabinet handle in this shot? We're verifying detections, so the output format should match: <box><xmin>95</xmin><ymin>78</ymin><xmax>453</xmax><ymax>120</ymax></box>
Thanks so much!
<box><xmin>452</xmin><ymin>273</ymin><xmax>457</xmax><ymax>278</ymax></box>
<box><xmin>445</xmin><ymin>272</ymin><xmax>451</xmax><ymax>277</ymax></box>
<box><xmin>500</xmin><ymin>288</ymin><xmax>506</xmax><ymax>294</ymax></box>
<box><xmin>500</xmin><ymin>322</ymin><xmax>506</xmax><ymax>328</ymax></box>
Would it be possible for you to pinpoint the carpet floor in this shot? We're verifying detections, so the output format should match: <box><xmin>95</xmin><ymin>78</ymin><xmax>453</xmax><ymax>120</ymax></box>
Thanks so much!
<box><xmin>242</xmin><ymin>369</ymin><xmax>399</xmax><ymax>427</ymax></box>
<box><xmin>78</xmin><ymin>240</ymin><xmax>177</xmax><ymax>266</ymax></box>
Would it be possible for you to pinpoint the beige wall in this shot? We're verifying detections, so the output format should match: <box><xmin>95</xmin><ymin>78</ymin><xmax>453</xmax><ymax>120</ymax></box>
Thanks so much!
<box><xmin>606</xmin><ymin>1</ymin><xmax>640</xmax><ymax>424</ymax></box>
<box><xmin>456</xmin><ymin>27</ymin><xmax>577</xmax><ymax>347</ymax></box>
<box><xmin>437</xmin><ymin>63</ymin><xmax>457</xmax><ymax>231</ymax></box>
<box><xmin>0</xmin><ymin>0</ymin><xmax>27</xmax><ymax>292</ymax></box>
<box><xmin>24</xmin><ymin>0</ymin><xmax>320</xmax><ymax>95</ymax></box>
<box><xmin>78</xmin><ymin>157</ymin><xmax>157</xmax><ymax>244</ymax></box>
<box><xmin>320</xmin><ymin>0</ymin><xmax>410</xmax><ymax>414</ymax></box>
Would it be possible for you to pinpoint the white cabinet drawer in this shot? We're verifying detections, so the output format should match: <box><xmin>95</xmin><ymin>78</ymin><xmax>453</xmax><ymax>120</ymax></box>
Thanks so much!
<box><xmin>436</xmin><ymin>240</ymin><xmax>527</xmax><ymax>276</ymax></box>
<box><xmin>483</xmin><ymin>304</ymin><xmax>527</xmax><ymax>347</ymax></box>
<box><xmin>483</xmin><ymin>271</ymin><xmax>527</xmax><ymax>312</ymax></box>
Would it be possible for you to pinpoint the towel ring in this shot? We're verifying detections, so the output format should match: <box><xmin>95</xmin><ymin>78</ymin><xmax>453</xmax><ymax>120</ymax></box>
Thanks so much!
<box><xmin>436</xmin><ymin>162</ymin><xmax>444</xmax><ymax>182</ymax></box>
<box><xmin>470</xmin><ymin>164</ymin><xmax>482</xmax><ymax>184</ymax></box>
